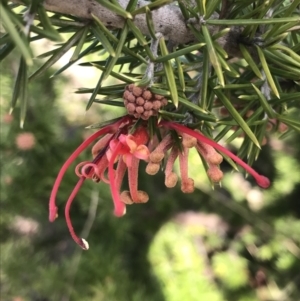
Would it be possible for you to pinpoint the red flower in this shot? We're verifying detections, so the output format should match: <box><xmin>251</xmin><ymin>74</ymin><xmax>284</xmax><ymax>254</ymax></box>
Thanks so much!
<box><xmin>49</xmin><ymin>115</ymin><xmax>270</xmax><ymax>249</ymax></box>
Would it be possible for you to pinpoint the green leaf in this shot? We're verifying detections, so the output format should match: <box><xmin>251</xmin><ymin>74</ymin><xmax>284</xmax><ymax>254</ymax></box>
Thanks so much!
<box><xmin>86</xmin><ymin>116</ymin><xmax>126</xmax><ymax>129</ymax></box>
<box><xmin>155</xmin><ymin>43</ymin><xmax>205</xmax><ymax>62</ymax></box>
<box><xmin>214</xmin><ymin>89</ymin><xmax>261</xmax><ymax>148</ymax></box>
<box><xmin>239</xmin><ymin>44</ymin><xmax>263</xmax><ymax>79</ymax></box>
<box><xmin>270</xmin><ymin>44</ymin><xmax>300</xmax><ymax>65</ymax></box>
<box><xmin>276</xmin><ymin>114</ymin><xmax>300</xmax><ymax>129</ymax></box>
<box><xmin>267</xmin><ymin>48</ymin><xmax>300</xmax><ymax>69</ymax></box>
<box><xmin>251</xmin><ymin>84</ymin><xmax>276</xmax><ymax>118</ymax></box>
<box><xmin>51</xmin><ymin>41</ymin><xmax>99</xmax><ymax>77</ymax></box>
<box><xmin>200</xmin><ymin>48</ymin><xmax>209</xmax><ymax>109</ymax></box>
<box><xmin>94</xmin><ymin>99</ymin><xmax>125</xmax><ymax>107</ymax></box>
<box><xmin>1</xmin><ymin>4</ymin><xmax>33</xmax><ymax>65</ymax></box>
<box><xmin>127</xmin><ymin>19</ymin><xmax>155</xmax><ymax>61</ymax></box>
<box><xmin>126</xmin><ymin>0</ymin><xmax>139</xmax><ymax>11</ymax></box>
<box><xmin>86</xmin><ymin>71</ymin><xmax>106</xmax><ymax>111</ymax></box>
<box><xmin>70</xmin><ymin>26</ymin><xmax>90</xmax><ymax>62</ymax></box>
<box><xmin>102</xmin><ymin>25</ymin><xmax>129</xmax><ymax>80</ymax></box>
<box><xmin>37</xmin><ymin>6</ymin><xmax>63</xmax><ymax>41</ymax></box>
<box><xmin>202</xmin><ymin>25</ymin><xmax>224</xmax><ymax>86</ymax></box>
<box><xmin>264</xmin><ymin>0</ymin><xmax>300</xmax><ymax>39</ymax></box>
<box><xmin>132</xmin><ymin>0</ymin><xmax>173</xmax><ymax>15</ymax></box>
<box><xmin>10</xmin><ymin>57</ymin><xmax>24</xmax><ymax>113</ymax></box>
<box><xmin>91</xmin><ymin>25</ymin><xmax>116</xmax><ymax>57</ymax></box>
<box><xmin>19</xmin><ymin>59</ymin><xmax>28</xmax><ymax>128</ymax></box>
<box><xmin>159</xmin><ymin>37</ymin><xmax>179</xmax><ymax>107</ymax></box>
<box><xmin>91</xmin><ymin>63</ymin><xmax>136</xmax><ymax>83</ymax></box>
<box><xmin>256</xmin><ymin>46</ymin><xmax>280</xmax><ymax>98</ymax></box>
<box><xmin>178</xmin><ymin>97</ymin><xmax>216</xmax><ymax>121</ymax></box>
<box><xmin>29</xmin><ymin>28</ymin><xmax>85</xmax><ymax>80</ymax></box>
<box><xmin>94</xmin><ymin>0</ymin><xmax>132</xmax><ymax>19</ymax></box>
<box><xmin>145</xmin><ymin>7</ymin><xmax>157</xmax><ymax>40</ymax></box>
<box><xmin>175</xmin><ymin>57</ymin><xmax>185</xmax><ymax>92</ymax></box>
<box><xmin>86</xmin><ymin>16</ymin><xmax>147</xmax><ymax>64</ymax></box>
<box><xmin>206</xmin><ymin>16</ymin><xmax>300</xmax><ymax>25</ymax></box>
<box><xmin>195</xmin><ymin>0</ymin><xmax>205</xmax><ymax>15</ymax></box>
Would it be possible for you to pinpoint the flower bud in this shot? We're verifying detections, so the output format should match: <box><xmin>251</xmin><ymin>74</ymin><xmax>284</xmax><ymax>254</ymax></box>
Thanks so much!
<box><xmin>132</xmin><ymin>86</ymin><xmax>143</xmax><ymax>97</ymax></box>
<box><xmin>136</xmin><ymin>97</ymin><xmax>145</xmax><ymax>106</ymax></box>
<box><xmin>143</xmin><ymin>90</ymin><xmax>152</xmax><ymax>100</ymax></box>
<box><xmin>136</xmin><ymin>106</ymin><xmax>144</xmax><ymax>114</ymax></box>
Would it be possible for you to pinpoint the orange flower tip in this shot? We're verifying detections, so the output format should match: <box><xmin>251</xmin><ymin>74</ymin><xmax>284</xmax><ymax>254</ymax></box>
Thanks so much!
<box><xmin>207</xmin><ymin>153</ymin><xmax>223</xmax><ymax>165</ymax></box>
<box><xmin>146</xmin><ymin>162</ymin><xmax>160</xmax><ymax>175</ymax></box>
<box><xmin>165</xmin><ymin>172</ymin><xmax>178</xmax><ymax>188</ymax></box>
<box><xmin>136</xmin><ymin>190</ymin><xmax>149</xmax><ymax>203</ymax></box>
<box><xmin>150</xmin><ymin>151</ymin><xmax>164</xmax><ymax>163</ymax></box>
<box><xmin>120</xmin><ymin>191</ymin><xmax>134</xmax><ymax>204</ymax></box>
<box><xmin>207</xmin><ymin>168</ymin><xmax>224</xmax><ymax>183</ymax></box>
<box><xmin>80</xmin><ymin>238</ymin><xmax>89</xmax><ymax>250</ymax></box>
<box><xmin>182</xmin><ymin>137</ymin><xmax>197</xmax><ymax>148</ymax></box>
<box><xmin>181</xmin><ymin>178</ymin><xmax>195</xmax><ymax>193</ymax></box>
<box><xmin>256</xmin><ymin>175</ymin><xmax>270</xmax><ymax>189</ymax></box>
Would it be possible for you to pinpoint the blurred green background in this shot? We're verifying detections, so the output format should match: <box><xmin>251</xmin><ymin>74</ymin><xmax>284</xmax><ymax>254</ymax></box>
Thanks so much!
<box><xmin>1</xmin><ymin>50</ymin><xmax>300</xmax><ymax>301</ymax></box>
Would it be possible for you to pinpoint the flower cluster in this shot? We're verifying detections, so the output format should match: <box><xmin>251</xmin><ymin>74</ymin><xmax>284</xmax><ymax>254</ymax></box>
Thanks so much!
<box><xmin>123</xmin><ymin>84</ymin><xmax>168</xmax><ymax>120</ymax></box>
<box><xmin>49</xmin><ymin>92</ymin><xmax>270</xmax><ymax>250</ymax></box>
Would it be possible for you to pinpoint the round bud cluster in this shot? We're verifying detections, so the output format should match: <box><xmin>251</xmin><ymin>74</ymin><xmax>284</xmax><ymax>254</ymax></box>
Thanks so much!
<box><xmin>123</xmin><ymin>84</ymin><xmax>168</xmax><ymax>120</ymax></box>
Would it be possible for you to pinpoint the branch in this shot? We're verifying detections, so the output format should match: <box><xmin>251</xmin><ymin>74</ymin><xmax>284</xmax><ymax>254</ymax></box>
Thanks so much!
<box><xmin>12</xmin><ymin>0</ymin><xmax>197</xmax><ymax>44</ymax></box>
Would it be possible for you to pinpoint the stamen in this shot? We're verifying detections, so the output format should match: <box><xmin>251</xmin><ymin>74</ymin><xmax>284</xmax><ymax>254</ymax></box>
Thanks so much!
<box><xmin>64</xmin><ymin>177</ymin><xmax>89</xmax><ymax>250</ymax></box>
<box><xmin>161</xmin><ymin>121</ymin><xmax>270</xmax><ymax>188</ymax></box>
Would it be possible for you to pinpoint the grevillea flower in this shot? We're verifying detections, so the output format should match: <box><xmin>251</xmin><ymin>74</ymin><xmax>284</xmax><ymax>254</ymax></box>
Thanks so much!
<box><xmin>49</xmin><ymin>116</ymin><xmax>151</xmax><ymax>249</ymax></box>
<box><xmin>50</xmin><ymin>112</ymin><xmax>270</xmax><ymax>249</ymax></box>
